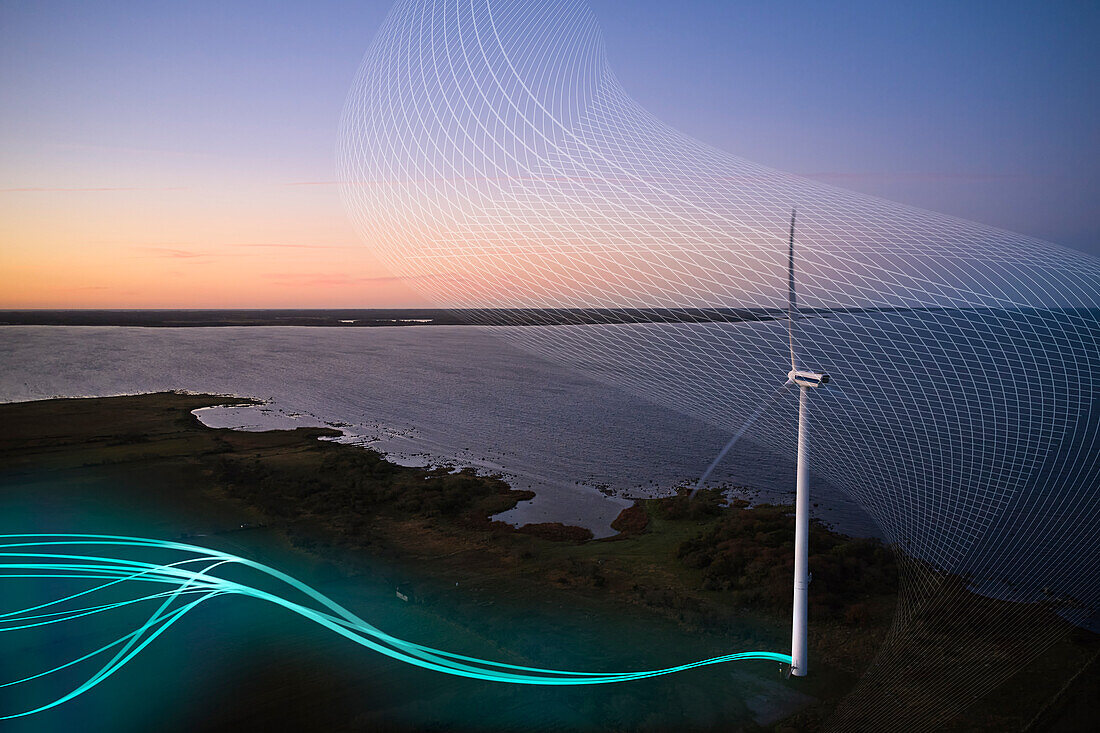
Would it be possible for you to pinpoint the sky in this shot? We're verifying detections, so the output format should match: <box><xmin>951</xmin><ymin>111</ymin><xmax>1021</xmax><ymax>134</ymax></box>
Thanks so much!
<box><xmin>1</xmin><ymin>0</ymin><xmax>1097</xmax><ymax>308</ymax></box>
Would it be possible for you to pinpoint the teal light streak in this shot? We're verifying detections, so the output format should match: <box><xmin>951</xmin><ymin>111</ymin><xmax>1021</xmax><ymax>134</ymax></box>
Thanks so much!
<box><xmin>0</xmin><ymin>534</ymin><xmax>792</xmax><ymax>720</ymax></box>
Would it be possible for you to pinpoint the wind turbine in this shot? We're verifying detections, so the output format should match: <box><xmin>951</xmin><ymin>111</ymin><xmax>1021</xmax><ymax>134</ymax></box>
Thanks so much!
<box><xmin>690</xmin><ymin>207</ymin><xmax>829</xmax><ymax>678</ymax></box>
<box><xmin>784</xmin><ymin>207</ymin><xmax>830</xmax><ymax>677</ymax></box>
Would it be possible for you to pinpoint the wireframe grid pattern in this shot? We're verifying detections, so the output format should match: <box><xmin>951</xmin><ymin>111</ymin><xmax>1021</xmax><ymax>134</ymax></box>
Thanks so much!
<box><xmin>339</xmin><ymin>1</ymin><xmax>1099</xmax><ymax>728</ymax></box>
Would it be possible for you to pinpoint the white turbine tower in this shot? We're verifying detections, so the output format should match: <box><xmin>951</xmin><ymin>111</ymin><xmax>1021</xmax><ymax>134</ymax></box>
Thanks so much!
<box><xmin>690</xmin><ymin>208</ymin><xmax>830</xmax><ymax>677</ymax></box>
<box><xmin>785</xmin><ymin>208</ymin><xmax>830</xmax><ymax>677</ymax></box>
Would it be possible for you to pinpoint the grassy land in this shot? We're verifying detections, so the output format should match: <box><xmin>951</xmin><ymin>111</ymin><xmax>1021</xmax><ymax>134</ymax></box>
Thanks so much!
<box><xmin>0</xmin><ymin>392</ymin><xmax>1094</xmax><ymax>731</ymax></box>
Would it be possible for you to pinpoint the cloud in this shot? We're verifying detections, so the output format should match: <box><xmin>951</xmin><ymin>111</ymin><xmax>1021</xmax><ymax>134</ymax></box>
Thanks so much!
<box><xmin>264</xmin><ymin>272</ymin><xmax>464</xmax><ymax>287</ymax></box>
<box><xmin>128</xmin><ymin>244</ymin><xmax>358</xmax><ymax>260</ymax></box>
<box><xmin>264</xmin><ymin>273</ymin><xmax>372</xmax><ymax>287</ymax></box>
<box><xmin>230</xmin><ymin>243</ymin><xmax>356</xmax><ymax>250</ymax></box>
<box><xmin>131</xmin><ymin>246</ymin><xmax>207</xmax><ymax>260</ymax></box>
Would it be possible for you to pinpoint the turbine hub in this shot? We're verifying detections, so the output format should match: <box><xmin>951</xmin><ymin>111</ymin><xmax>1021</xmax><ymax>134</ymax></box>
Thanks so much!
<box><xmin>788</xmin><ymin>369</ymin><xmax>830</xmax><ymax>388</ymax></box>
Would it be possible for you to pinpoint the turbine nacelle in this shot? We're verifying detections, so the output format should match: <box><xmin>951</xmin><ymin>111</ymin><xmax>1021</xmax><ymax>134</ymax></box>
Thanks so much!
<box><xmin>787</xmin><ymin>369</ymin><xmax>830</xmax><ymax>388</ymax></box>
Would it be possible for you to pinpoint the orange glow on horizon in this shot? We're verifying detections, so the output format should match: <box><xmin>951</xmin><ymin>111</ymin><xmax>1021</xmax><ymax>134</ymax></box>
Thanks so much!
<box><xmin>0</xmin><ymin>181</ymin><xmax>435</xmax><ymax>309</ymax></box>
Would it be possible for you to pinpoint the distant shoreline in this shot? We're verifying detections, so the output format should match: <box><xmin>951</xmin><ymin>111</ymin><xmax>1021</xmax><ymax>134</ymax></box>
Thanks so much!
<box><xmin>0</xmin><ymin>307</ymin><xmax>783</xmax><ymax>328</ymax></box>
<box><xmin>0</xmin><ymin>305</ymin><xmax>1059</xmax><ymax>328</ymax></box>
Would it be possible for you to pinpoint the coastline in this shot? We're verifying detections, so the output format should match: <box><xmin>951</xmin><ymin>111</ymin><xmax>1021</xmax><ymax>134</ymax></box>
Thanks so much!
<box><xmin>1</xmin><ymin>392</ymin><xmax>1096</xmax><ymax>731</ymax></box>
<box><xmin>0</xmin><ymin>306</ymin><xmax>929</xmax><ymax>329</ymax></box>
<box><xmin>4</xmin><ymin>323</ymin><xmax>863</xmax><ymax>540</ymax></box>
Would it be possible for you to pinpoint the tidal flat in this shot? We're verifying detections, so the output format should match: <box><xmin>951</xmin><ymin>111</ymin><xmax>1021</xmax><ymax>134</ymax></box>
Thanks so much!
<box><xmin>0</xmin><ymin>393</ymin><xmax>1093</xmax><ymax>732</ymax></box>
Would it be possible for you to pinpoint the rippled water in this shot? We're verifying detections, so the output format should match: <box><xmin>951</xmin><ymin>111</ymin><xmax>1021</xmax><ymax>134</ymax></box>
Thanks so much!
<box><xmin>0</xmin><ymin>325</ymin><xmax>877</xmax><ymax>537</ymax></box>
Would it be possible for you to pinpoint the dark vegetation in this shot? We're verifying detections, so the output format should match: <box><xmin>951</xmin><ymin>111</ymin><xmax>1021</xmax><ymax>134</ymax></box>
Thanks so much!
<box><xmin>210</xmin><ymin>438</ymin><xmax>894</xmax><ymax>634</ymax></box>
<box><xmin>672</xmin><ymin>499</ymin><xmax>896</xmax><ymax>620</ymax></box>
<box><xmin>215</xmin><ymin>452</ymin><xmax>532</xmax><ymax>528</ymax></box>
<box><xmin>516</xmin><ymin>522</ymin><xmax>595</xmax><ymax>542</ymax></box>
<box><xmin>608</xmin><ymin>502</ymin><xmax>648</xmax><ymax>535</ymax></box>
<box><xmin>1</xmin><ymin>392</ymin><xmax>1094</xmax><ymax>732</ymax></box>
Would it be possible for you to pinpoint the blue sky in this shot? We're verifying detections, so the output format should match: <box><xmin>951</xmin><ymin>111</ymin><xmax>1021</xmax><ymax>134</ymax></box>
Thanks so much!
<box><xmin>600</xmin><ymin>0</ymin><xmax>1099</xmax><ymax>253</ymax></box>
<box><xmin>1</xmin><ymin>0</ymin><xmax>1096</xmax><ymax>306</ymax></box>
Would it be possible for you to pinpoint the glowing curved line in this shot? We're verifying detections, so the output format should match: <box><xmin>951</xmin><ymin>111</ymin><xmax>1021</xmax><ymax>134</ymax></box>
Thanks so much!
<box><xmin>0</xmin><ymin>533</ymin><xmax>791</xmax><ymax>720</ymax></box>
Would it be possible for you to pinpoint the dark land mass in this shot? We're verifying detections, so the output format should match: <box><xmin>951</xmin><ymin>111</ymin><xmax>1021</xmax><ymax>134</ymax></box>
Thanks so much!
<box><xmin>0</xmin><ymin>306</ymin><xmax>946</xmax><ymax>328</ymax></box>
<box><xmin>0</xmin><ymin>393</ymin><xmax>1095</xmax><ymax>731</ymax></box>
<box><xmin>3</xmin><ymin>306</ymin><xmax>1093</xmax><ymax>328</ymax></box>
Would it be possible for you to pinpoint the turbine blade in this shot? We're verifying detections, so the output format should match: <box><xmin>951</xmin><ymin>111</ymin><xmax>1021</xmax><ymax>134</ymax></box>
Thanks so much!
<box><xmin>787</xmin><ymin>207</ymin><xmax>798</xmax><ymax>371</ymax></box>
<box><xmin>690</xmin><ymin>380</ymin><xmax>795</xmax><ymax>497</ymax></box>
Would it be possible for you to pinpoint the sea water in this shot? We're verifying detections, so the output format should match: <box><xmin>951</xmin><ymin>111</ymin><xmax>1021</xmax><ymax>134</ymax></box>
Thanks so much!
<box><xmin>0</xmin><ymin>324</ymin><xmax>874</xmax><ymax>537</ymax></box>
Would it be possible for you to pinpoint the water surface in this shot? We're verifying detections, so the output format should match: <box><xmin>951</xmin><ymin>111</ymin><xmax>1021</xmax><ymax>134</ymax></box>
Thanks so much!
<box><xmin>0</xmin><ymin>325</ymin><xmax>874</xmax><ymax>537</ymax></box>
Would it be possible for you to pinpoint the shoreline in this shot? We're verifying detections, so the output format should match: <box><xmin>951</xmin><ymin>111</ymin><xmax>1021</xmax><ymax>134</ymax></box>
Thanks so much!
<box><xmin>1</xmin><ymin>392</ymin><xmax>1095</xmax><ymax>731</ymax></box>
<box><xmin>191</xmin><ymin>398</ymin><xmax>637</xmax><ymax>538</ymax></box>
<box><xmin>0</xmin><ymin>305</ymin><xmax>972</xmax><ymax>329</ymax></box>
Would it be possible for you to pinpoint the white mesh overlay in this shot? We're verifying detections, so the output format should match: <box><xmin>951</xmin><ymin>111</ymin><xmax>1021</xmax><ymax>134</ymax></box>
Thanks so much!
<box><xmin>338</xmin><ymin>2</ymin><xmax>1100</xmax><ymax>729</ymax></box>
